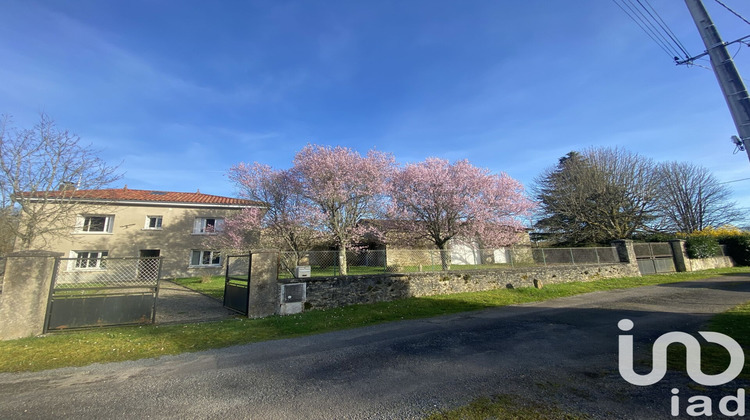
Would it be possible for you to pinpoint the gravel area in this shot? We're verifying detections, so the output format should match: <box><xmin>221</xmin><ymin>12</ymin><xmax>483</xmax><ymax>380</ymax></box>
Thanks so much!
<box><xmin>154</xmin><ymin>280</ymin><xmax>236</xmax><ymax>324</ymax></box>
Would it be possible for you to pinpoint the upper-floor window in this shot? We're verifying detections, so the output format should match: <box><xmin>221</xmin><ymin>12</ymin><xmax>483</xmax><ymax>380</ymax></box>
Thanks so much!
<box><xmin>193</xmin><ymin>217</ymin><xmax>224</xmax><ymax>234</ymax></box>
<box><xmin>145</xmin><ymin>216</ymin><xmax>163</xmax><ymax>230</ymax></box>
<box><xmin>75</xmin><ymin>215</ymin><xmax>114</xmax><ymax>233</ymax></box>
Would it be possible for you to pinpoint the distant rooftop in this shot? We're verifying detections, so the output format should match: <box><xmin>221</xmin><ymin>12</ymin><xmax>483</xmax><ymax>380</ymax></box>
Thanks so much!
<box><xmin>21</xmin><ymin>187</ymin><xmax>263</xmax><ymax>207</ymax></box>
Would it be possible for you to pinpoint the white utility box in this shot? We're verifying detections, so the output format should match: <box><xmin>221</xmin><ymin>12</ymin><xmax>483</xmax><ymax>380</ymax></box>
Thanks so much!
<box><xmin>294</xmin><ymin>265</ymin><xmax>311</xmax><ymax>278</ymax></box>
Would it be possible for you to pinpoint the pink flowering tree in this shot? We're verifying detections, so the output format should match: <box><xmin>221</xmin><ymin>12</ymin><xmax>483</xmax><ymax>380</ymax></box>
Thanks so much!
<box><xmin>224</xmin><ymin>163</ymin><xmax>325</xmax><ymax>272</ymax></box>
<box><xmin>389</xmin><ymin>158</ymin><xmax>536</xmax><ymax>270</ymax></box>
<box><xmin>292</xmin><ymin>144</ymin><xmax>396</xmax><ymax>275</ymax></box>
<box><xmin>206</xmin><ymin>206</ymin><xmax>263</xmax><ymax>251</ymax></box>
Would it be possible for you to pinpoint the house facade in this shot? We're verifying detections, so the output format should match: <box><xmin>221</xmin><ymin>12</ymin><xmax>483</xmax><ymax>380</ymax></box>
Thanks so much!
<box><xmin>17</xmin><ymin>188</ymin><xmax>263</xmax><ymax>279</ymax></box>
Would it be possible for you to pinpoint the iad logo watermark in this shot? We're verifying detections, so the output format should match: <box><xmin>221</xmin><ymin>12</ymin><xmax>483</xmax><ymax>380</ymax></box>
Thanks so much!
<box><xmin>618</xmin><ymin>319</ymin><xmax>746</xmax><ymax>417</ymax></box>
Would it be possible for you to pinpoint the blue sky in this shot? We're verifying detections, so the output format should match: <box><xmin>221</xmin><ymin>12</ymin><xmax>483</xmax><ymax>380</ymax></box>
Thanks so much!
<box><xmin>2</xmin><ymin>0</ymin><xmax>750</xmax><ymax>219</ymax></box>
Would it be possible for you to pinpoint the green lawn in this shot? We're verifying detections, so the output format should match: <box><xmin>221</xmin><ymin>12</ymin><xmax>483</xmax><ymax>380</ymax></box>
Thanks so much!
<box><xmin>706</xmin><ymin>300</ymin><xmax>750</xmax><ymax>380</ymax></box>
<box><xmin>1</xmin><ymin>267</ymin><xmax>748</xmax><ymax>374</ymax></box>
<box><xmin>172</xmin><ymin>276</ymin><xmax>225</xmax><ymax>299</ymax></box>
<box><xmin>667</xmin><ymin>298</ymin><xmax>750</xmax><ymax>379</ymax></box>
<box><xmin>279</xmin><ymin>264</ymin><xmax>389</xmax><ymax>278</ymax></box>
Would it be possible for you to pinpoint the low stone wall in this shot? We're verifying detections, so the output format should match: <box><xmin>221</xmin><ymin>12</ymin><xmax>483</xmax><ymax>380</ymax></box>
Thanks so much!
<box><xmin>687</xmin><ymin>256</ymin><xmax>734</xmax><ymax>272</ymax></box>
<box><xmin>298</xmin><ymin>262</ymin><xmax>640</xmax><ymax>310</ymax></box>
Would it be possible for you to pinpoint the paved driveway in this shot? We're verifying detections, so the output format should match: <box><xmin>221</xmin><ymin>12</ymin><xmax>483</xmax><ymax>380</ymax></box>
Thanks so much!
<box><xmin>1</xmin><ymin>274</ymin><xmax>749</xmax><ymax>419</ymax></box>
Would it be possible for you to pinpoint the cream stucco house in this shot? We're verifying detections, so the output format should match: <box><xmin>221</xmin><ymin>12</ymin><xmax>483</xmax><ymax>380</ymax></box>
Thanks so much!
<box><xmin>17</xmin><ymin>187</ymin><xmax>263</xmax><ymax>279</ymax></box>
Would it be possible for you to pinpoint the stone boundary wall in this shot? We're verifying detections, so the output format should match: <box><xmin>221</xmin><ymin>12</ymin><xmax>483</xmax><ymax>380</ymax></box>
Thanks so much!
<box><xmin>296</xmin><ymin>262</ymin><xmax>640</xmax><ymax>310</ymax></box>
<box><xmin>667</xmin><ymin>239</ymin><xmax>735</xmax><ymax>273</ymax></box>
<box><xmin>687</xmin><ymin>256</ymin><xmax>734</xmax><ymax>271</ymax></box>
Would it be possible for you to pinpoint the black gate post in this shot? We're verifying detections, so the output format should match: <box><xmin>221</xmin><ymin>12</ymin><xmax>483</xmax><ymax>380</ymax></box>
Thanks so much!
<box><xmin>151</xmin><ymin>257</ymin><xmax>163</xmax><ymax>324</ymax></box>
<box><xmin>42</xmin><ymin>257</ymin><xmax>62</xmax><ymax>334</ymax></box>
<box><xmin>223</xmin><ymin>255</ymin><xmax>230</xmax><ymax>309</ymax></box>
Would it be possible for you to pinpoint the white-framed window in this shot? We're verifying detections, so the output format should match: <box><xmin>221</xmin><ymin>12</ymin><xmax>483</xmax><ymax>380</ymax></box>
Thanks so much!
<box><xmin>190</xmin><ymin>250</ymin><xmax>221</xmax><ymax>267</ymax></box>
<box><xmin>145</xmin><ymin>216</ymin><xmax>163</xmax><ymax>230</ymax></box>
<box><xmin>193</xmin><ymin>217</ymin><xmax>225</xmax><ymax>234</ymax></box>
<box><xmin>75</xmin><ymin>215</ymin><xmax>114</xmax><ymax>233</ymax></box>
<box><xmin>72</xmin><ymin>251</ymin><xmax>109</xmax><ymax>270</ymax></box>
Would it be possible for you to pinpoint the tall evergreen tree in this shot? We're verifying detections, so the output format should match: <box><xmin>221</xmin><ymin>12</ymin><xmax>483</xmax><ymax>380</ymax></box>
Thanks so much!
<box><xmin>534</xmin><ymin>148</ymin><xmax>660</xmax><ymax>245</ymax></box>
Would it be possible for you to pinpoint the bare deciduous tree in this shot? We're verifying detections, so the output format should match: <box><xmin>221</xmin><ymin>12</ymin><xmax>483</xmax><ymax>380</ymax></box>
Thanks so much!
<box><xmin>534</xmin><ymin>147</ymin><xmax>661</xmax><ymax>245</ymax></box>
<box><xmin>0</xmin><ymin>114</ymin><xmax>121</xmax><ymax>250</ymax></box>
<box><xmin>656</xmin><ymin>161</ymin><xmax>740</xmax><ymax>233</ymax></box>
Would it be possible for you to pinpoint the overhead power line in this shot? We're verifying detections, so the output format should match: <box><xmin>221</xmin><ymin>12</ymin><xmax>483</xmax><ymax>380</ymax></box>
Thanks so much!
<box><xmin>714</xmin><ymin>0</ymin><xmax>750</xmax><ymax>26</ymax></box>
<box><xmin>638</xmin><ymin>0</ymin><xmax>692</xmax><ymax>58</ymax></box>
<box><xmin>611</xmin><ymin>0</ymin><xmax>692</xmax><ymax>61</ymax></box>
<box><xmin>718</xmin><ymin>177</ymin><xmax>750</xmax><ymax>184</ymax></box>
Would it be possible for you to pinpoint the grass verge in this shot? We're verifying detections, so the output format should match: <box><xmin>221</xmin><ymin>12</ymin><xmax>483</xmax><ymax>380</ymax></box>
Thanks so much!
<box><xmin>425</xmin><ymin>394</ymin><xmax>589</xmax><ymax>420</ymax></box>
<box><xmin>1</xmin><ymin>267</ymin><xmax>748</xmax><ymax>373</ymax></box>
<box><xmin>668</xmin><ymin>298</ymin><xmax>750</xmax><ymax>380</ymax></box>
<box><xmin>705</xmin><ymin>300</ymin><xmax>750</xmax><ymax>380</ymax></box>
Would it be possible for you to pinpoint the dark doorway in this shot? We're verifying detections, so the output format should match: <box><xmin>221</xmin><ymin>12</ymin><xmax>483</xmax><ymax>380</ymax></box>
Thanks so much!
<box><xmin>138</xmin><ymin>250</ymin><xmax>161</xmax><ymax>281</ymax></box>
<box><xmin>140</xmin><ymin>249</ymin><xmax>161</xmax><ymax>258</ymax></box>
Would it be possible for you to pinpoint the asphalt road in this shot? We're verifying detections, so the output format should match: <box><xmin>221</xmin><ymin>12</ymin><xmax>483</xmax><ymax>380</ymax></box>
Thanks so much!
<box><xmin>2</xmin><ymin>274</ymin><xmax>750</xmax><ymax>419</ymax></box>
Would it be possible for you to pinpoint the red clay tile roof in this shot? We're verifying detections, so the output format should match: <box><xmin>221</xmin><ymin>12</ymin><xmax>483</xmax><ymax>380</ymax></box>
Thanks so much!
<box><xmin>21</xmin><ymin>188</ymin><xmax>262</xmax><ymax>207</ymax></box>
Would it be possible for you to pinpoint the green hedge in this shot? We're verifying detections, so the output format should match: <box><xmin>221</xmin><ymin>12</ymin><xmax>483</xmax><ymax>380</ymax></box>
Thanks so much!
<box><xmin>685</xmin><ymin>236</ymin><xmax>721</xmax><ymax>259</ymax></box>
<box><xmin>720</xmin><ymin>235</ymin><xmax>750</xmax><ymax>266</ymax></box>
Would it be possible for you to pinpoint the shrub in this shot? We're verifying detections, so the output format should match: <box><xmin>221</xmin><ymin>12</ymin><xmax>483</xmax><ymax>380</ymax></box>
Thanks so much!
<box><xmin>721</xmin><ymin>235</ymin><xmax>750</xmax><ymax>266</ymax></box>
<box><xmin>685</xmin><ymin>236</ymin><xmax>721</xmax><ymax>259</ymax></box>
<box><xmin>634</xmin><ymin>232</ymin><xmax>677</xmax><ymax>242</ymax></box>
<box><xmin>688</xmin><ymin>225</ymin><xmax>745</xmax><ymax>238</ymax></box>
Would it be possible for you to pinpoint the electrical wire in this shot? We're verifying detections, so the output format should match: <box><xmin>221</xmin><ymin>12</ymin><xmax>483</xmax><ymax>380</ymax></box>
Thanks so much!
<box><xmin>718</xmin><ymin>177</ymin><xmax>750</xmax><ymax>184</ymax></box>
<box><xmin>714</xmin><ymin>0</ymin><xmax>750</xmax><ymax>26</ymax></box>
<box><xmin>611</xmin><ymin>0</ymin><xmax>672</xmax><ymax>59</ymax></box>
<box><xmin>638</xmin><ymin>0</ymin><xmax>691</xmax><ymax>59</ymax></box>
<box><xmin>732</xmin><ymin>43</ymin><xmax>743</xmax><ymax>59</ymax></box>
<box><xmin>611</xmin><ymin>0</ymin><xmax>692</xmax><ymax>61</ymax></box>
<box><xmin>611</xmin><ymin>0</ymin><xmax>677</xmax><ymax>59</ymax></box>
<box><xmin>623</xmin><ymin>0</ymin><xmax>686</xmax><ymax>59</ymax></box>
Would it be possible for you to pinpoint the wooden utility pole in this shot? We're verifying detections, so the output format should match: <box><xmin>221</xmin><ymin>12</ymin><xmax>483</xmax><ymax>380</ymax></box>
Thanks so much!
<box><xmin>684</xmin><ymin>0</ymin><xmax>750</xmax><ymax>161</ymax></box>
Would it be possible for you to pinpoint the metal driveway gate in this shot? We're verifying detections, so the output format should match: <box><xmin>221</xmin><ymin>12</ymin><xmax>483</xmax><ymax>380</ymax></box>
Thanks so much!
<box><xmin>633</xmin><ymin>242</ymin><xmax>675</xmax><ymax>275</ymax></box>
<box><xmin>44</xmin><ymin>256</ymin><xmax>162</xmax><ymax>332</ymax></box>
<box><xmin>224</xmin><ymin>254</ymin><xmax>251</xmax><ymax>315</ymax></box>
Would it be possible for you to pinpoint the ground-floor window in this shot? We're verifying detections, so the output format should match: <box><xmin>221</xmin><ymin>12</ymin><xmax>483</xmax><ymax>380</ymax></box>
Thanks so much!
<box><xmin>190</xmin><ymin>250</ymin><xmax>221</xmax><ymax>267</ymax></box>
<box><xmin>72</xmin><ymin>250</ymin><xmax>109</xmax><ymax>269</ymax></box>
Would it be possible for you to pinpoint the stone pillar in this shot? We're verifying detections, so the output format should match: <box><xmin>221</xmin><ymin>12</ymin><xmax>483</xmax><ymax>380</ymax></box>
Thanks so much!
<box><xmin>611</xmin><ymin>240</ymin><xmax>641</xmax><ymax>277</ymax></box>
<box><xmin>247</xmin><ymin>251</ymin><xmax>279</xmax><ymax>318</ymax></box>
<box><xmin>0</xmin><ymin>251</ymin><xmax>63</xmax><ymax>340</ymax></box>
<box><xmin>669</xmin><ymin>239</ymin><xmax>690</xmax><ymax>272</ymax></box>
<box><xmin>611</xmin><ymin>240</ymin><xmax>636</xmax><ymax>263</ymax></box>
